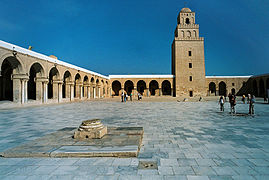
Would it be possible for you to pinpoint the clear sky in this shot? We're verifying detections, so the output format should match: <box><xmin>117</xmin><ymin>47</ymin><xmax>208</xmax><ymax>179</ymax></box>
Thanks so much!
<box><xmin>0</xmin><ymin>0</ymin><xmax>268</xmax><ymax>76</ymax></box>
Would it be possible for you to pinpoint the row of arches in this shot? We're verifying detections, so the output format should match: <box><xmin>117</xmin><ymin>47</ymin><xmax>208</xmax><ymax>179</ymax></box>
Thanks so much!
<box><xmin>180</xmin><ymin>30</ymin><xmax>197</xmax><ymax>38</ymax></box>
<box><xmin>252</xmin><ymin>78</ymin><xmax>269</xmax><ymax>97</ymax></box>
<box><xmin>112</xmin><ymin>80</ymin><xmax>172</xmax><ymax>96</ymax></box>
<box><xmin>208</xmin><ymin>81</ymin><xmax>235</xmax><ymax>96</ymax></box>
<box><xmin>0</xmin><ymin>56</ymin><xmax>109</xmax><ymax>103</ymax></box>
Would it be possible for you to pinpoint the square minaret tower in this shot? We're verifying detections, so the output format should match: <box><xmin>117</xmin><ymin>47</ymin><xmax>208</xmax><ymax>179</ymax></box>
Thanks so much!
<box><xmin>172</xmin><ymin>7</ymin><xmax>206</xmax><ymax>97</ymax></box>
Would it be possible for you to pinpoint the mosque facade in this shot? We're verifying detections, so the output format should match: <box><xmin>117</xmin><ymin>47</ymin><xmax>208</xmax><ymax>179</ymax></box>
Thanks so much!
<box><xmin>0</xmin><ymin>7</ymin><xmax>268</xmax><ymax>105</ymax></box>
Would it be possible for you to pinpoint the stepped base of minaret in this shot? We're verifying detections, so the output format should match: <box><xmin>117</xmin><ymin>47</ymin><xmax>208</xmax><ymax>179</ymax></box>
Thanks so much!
<box><xmin>73</xmin><ymin>119</ymin><xmax>107</xmax><ymax>139</ymax></box>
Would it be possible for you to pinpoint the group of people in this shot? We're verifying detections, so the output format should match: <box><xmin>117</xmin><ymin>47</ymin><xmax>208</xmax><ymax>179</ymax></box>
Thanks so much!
<box><xmin>121</xmin><ymin>91</ymin><xmax>144</xmax><ymax>102</ymax></box>
<box><xmin>121</xmin><ymin>91</ymin><xmax>132</xmax><ymax>102</ymax></box>
<box><xmin>121</xmin><ymin>91</ymin><xmax>143</xmax><ymax>102</ymax></box>
<box><xmin>219</xmin><ymin>93</ymin><xmax>256</xmax><ymax>115</ymax></box>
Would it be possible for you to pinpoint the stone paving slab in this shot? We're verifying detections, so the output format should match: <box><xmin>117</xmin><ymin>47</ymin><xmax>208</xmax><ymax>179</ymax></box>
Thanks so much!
<box><xmin>0</xmin><ymin>101</ymin><xmax>269</xmax><ymax>179</ymax></box>
<box><xmin>0</xmin><ymin>127</ymin><xmax>143</xmax><ymax>158</ymax></box>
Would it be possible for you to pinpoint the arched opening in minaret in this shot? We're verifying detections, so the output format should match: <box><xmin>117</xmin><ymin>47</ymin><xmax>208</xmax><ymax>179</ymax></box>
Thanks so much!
<box><xmin>186</xmin><ymin>18</ymin><xmax>190</xmax><ymax>24</ymax></box>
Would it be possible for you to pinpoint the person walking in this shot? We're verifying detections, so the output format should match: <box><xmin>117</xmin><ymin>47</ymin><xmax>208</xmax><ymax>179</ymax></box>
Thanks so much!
<box><xmin>219</xmin><ymin>96</ymin><xmax>225</xmax><ymax>111</ymax></box>
<box><xmin>121</xmin><ymin>91</ymin><xmax>124</xmax><ymax>102</ymax></box>
<box><xmin>249</xmin><ymin>94</ymin><xmax>255</xmax><ymax>115</ymax></box>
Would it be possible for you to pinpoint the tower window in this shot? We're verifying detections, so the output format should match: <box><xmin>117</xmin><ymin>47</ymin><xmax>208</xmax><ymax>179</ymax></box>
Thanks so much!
<box><xmin>189</xmin><ymin>63</ymin><xmax>192</xmax><ymax>68</ymax></box>
<box><xmin>189</xmin><ymin>91</ymin><xmax>193</xmax><ymax>97</ymax></box>
<box><xmin>188</xmin><ymin>51</ymin><xmax>192</xmax><ymax>56</ymax></box>
<box><xmin>232</xmin><ymin>83</ymin><xmax>235</xmax><ymax>86</ymax></box>
<box><xmin>186</xmin><ymin>18</ymin><xmax>190</xmax><ymax>24</ymax></box>
<box><xmin>189</xmin><ymin>76</ymin><xmax>192</xmax><ymax>81</ymax></box>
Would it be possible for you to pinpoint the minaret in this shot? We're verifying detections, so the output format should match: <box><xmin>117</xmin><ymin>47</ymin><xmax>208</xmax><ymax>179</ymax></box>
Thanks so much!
<box><xmin>172</xmin><ymin>7</ymin><xmax>206</xmax><ymax>97</ymax></box>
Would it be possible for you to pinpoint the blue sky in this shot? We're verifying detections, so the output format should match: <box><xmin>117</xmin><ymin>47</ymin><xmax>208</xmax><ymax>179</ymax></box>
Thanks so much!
<box><xmin>0</xmin><ymin>0</ymin><xmax>268</xmax><ymax>76</ymax></box>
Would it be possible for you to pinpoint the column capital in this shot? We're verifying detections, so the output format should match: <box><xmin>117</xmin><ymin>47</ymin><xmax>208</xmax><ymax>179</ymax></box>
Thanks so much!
<box><xmin>11</xmin><ymin>74</ymin><xmax>29</xmax><ymax>80</ymax></box>
<box><xmin>35</xmin><ymin>77</ymin><xmax>49</xmax><ymax>83</ymax></box>
<box><xmin>66</xmin><ymin>81</ymin><xmax>74</xmax><ymax>86</ymax></box>
<box><xmin>53</xmin><ymin>80</ymin><xmax>63</xmax><ymax>84</ymax></box>
<box><xmin>84</xmin><ymin>83</ymin><xmax>91</xmax><ymax>87</ymax></box>
<box><xmin>76</xmin><ymin>83</ymin><xmax>83</xmax><ymax>86</ymax></box>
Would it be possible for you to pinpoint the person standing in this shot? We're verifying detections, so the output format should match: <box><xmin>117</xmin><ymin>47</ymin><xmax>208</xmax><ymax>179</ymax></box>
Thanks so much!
<box><xmin>264</xmin><ymin>95</ymin><xmax>267</xmax><ymax>103</ymax></box>
<box><xmin>130</xmin><ymin>92</ymin><xmax>132</xmax><ymax>101</ymax></box>
<box><xmin>249</xmin><ymin>94</ymin><xmax>255</xmax><ymax>115</ymax></box>
<box><xmin>219</xmin><ymin>96</ymin><xmax>225</xmax><ymax>111</ymax></box>
<box><xmin>247</xmin><ymin>94</ymin><xmax>251</xmax><ymax>104</ymax></box>
<box><xmin>230</xmin><ymin>94</ymin><xmax>236</xmax><ymax>114</ymax></box>
<box><xmin>124</xmin><ymin>93</ymin><xmax>127</xmax><ymax>102</ymax></box>
<box><xmin>242</xmin><ymin>95</ymin><xmax>246</xmax><ymax>104</ymax></box>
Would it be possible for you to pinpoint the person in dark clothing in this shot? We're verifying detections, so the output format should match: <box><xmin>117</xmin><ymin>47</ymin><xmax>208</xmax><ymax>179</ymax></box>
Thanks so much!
<box><xmin>229</xmin><ymin>94</ymin><xmax>236</xmax><ymax>114</ymax></box>
<box><xmin>219</xmin><ymin>96</ymin><xmax>225</xmax><ymax>111</ymax></box>
<box><xmin>249</xmin><ymin>94</ymin><xmax>255</xmax><ymax>115</ymax></box>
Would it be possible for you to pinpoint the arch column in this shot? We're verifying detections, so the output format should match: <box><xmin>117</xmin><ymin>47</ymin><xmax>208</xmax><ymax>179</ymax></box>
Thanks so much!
<box><xmin>87</xmin><ymin>85</ymin><xmax>91</xmax><ymax>99</ymax></box>
<box><xmin>83</xmin><ymin>85</ymin><xmax>88</xmax><ymax>98</ymax></box>
<box><xmin>68</xmin><ymin>82</ymin><xmax>75</xmax><ymax>101</ymax></box>
<box><xmin>65</xmin><ymin>82</ymin><xmax>73</xmax><ymax>101</ymax></box>
<box><xmin>43</xmin><ymin>81</ymin><xmax>48</xmax><ymax>103</ymax></box>
<box><xmin>80</xmin><ymin>84</ymin><xmax>83</xmax><ymax>99</ymax></box>
<box><xmin>159</xmin><ymin>88</ymin><xmax>162</xmax><ymax>96</ymax></box>
<box><xmin>91</xmin><ymin>83</ymin><xmax>96</xmax><ymax>99</ymax></box>
<box><xmin>75</xmin><ymin>83</ymin><xmax>82</xmax><ymax>99</ymax></box>
<box><xmin>215</xmin><ymin>84</ymin><xmax>219</xmax><ymax>96</ymax></box>
<box><xmin>35</xmin><ymin>77</ymin><xmax>48</xmax><ymax>103</ymax></box>
<box><xmin>121</xmin><ymin>85</ymin><xmax>124</xmax><ymax>95</ymax></box>
<box><xmin>98</xmin><ymin>85</ymin><xmax>101</xmax><ymax>98</ymax></box>
<box><xmin>52</xmin><ymin>80</ymin><xmax>63</xmax><ymax>102</ymax></box>
<box><xmin>171</xmin><ymin>88</ymin><xmax>173</xmax><ymax>96</ymax></box>
<box><xmin>146</xmin><ymin>88</ymin><xmax>149</xmax><ymax>97</ymax></box>
<box><xmin>12</xmin><ymin>74</ymin><xmax>29</xmax><ymax>104</ymax></box>
<box><xmin>133</xmin><ymin>87</ymin><xmax>137</xmax><ymax>97</ymax></box>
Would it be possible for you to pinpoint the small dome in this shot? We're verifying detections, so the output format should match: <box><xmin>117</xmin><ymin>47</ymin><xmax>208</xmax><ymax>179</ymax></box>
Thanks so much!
<box><xmin>180</xmin><ymin>7</ymin><xmax>192</xmax><ymax>13</ymax></box>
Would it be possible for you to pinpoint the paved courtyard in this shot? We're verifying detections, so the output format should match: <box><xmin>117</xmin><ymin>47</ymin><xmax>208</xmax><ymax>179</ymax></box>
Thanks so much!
<box><xmin>0</xmin><ymin>100</ymin><xmax>269</xmax><ymax>180</ymax></box>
